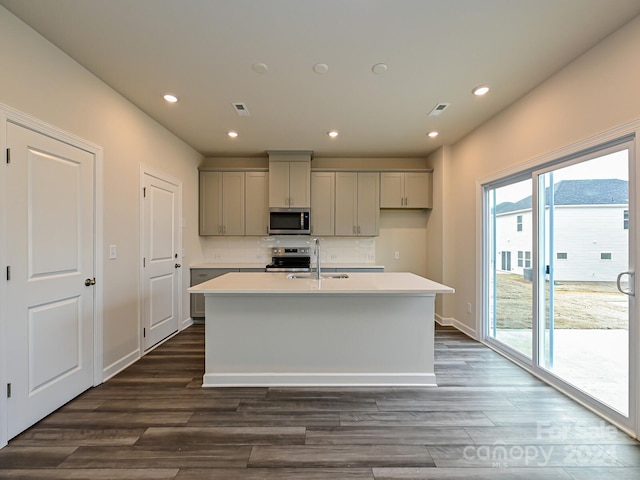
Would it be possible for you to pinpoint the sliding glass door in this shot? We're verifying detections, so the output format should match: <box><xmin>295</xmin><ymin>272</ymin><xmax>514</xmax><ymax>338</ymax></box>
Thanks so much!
<box><xmin>535</xmin><ymin>147</ymin><xmax>631</xmax><ymax>416</ymax></box>
<box><xmin>484</xmin><ymin>138</ymin><xmax>636</xmax><ymax>429</ymax></box>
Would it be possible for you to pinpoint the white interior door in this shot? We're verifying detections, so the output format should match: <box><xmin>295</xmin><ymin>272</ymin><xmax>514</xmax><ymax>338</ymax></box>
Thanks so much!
<box><xmin>142</xmin><ymin>171</ymin><xmax>180</xmax><ymax>350</ymax></box>
<box><xmin>6</xmin><ymin>122</ymin><xmax>95</xmax><ymax>439</ymax></box>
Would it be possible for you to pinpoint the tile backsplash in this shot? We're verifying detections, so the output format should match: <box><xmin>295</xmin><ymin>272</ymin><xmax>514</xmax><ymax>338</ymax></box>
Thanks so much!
<box><xmin>200</xmin><ymin>236</ymin><xmax>376</xmax><ymax>265</ymax></box>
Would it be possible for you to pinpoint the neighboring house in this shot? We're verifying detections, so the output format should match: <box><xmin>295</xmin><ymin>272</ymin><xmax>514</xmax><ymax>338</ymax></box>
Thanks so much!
<box><xmin>494</xmin><ymin>179</ymin><xmax>629</xmax><ymax>282</ymax></box>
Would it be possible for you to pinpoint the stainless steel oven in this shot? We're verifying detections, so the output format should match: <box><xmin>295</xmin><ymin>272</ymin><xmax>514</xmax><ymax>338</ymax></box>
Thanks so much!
<box><xmin>265</xmin><ymin>247</ymin><xmax>311</xmax><ymax>272</ymax></box>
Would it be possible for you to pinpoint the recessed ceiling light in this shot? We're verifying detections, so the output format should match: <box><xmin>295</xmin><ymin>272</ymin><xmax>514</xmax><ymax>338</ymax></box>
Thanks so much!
<box><xmin>371</xmin><ymin>63</ymin><xmax>388</xmax><ymax>74</ymax></box>
<box><xmin>472</xmin><ymin>85</ymin><xmax>490</xmax><ymax>96</ymax></box>
<box><xmin>252</xmin><ymin>62</ymin><xmax>269</xmax><ymax>74</ymax></box>
<box><xmin>328</xmin><ymin>130</ymin><xmax>339</xmax><ymax>138</ymax></box>
<box><xmin>313</xmin><ymin>63</ymin><xmax>329</xmax><ymax>74</ymax></box>
<box><xmin>163</xmin><ymin>94</ymin><xmax>178</xmax><ymax>103</ymax></box>
<box><xmin>227</xmin><ymin>131</ymin><xmax>238</xmax><ymax>138</ymax></box>
<box><xmin>427</xmin><ymin>131</ymin><xmax>439</xmax><ymax>138</ymax></box>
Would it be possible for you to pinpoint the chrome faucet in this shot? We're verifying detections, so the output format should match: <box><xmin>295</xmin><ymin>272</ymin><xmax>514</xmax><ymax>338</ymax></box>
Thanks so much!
<box><xmin>314</xmin><ymin>237</ymin><xmax>321</xmax><ymax>280</ymax></box>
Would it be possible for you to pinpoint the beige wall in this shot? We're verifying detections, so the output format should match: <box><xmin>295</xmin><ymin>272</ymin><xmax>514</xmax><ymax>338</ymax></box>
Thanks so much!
<box><xmin>0</xmin><ymin>7</ymin><xmax>204</xmax><ymax>372</ymax></box>
<box><xmin>444</xmin><ymin>14</ymin><xmax>640</xmax><ymax>335</ymax></box>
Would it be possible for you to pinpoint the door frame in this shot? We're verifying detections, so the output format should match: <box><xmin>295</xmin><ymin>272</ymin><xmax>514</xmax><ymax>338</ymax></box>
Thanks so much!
<box><xmin>478</xmin><ymin>118</ymin><xmax>640</xmax><ymax>438</ymax></box>
<box><xmin>138</xmin><ymin>165</ymin><xmax>183</xmax><ymax>355</ymax></box>
<box><xmin>0</xmin><ymin>103</ymin><xmax>104</xmax><ymax>449</ymax></box>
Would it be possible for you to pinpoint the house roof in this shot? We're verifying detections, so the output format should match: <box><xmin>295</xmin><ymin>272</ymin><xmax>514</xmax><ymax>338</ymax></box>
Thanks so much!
<box><xmin>495</xmin><ymin>179</ymin><xmax>628</xmax><ymax>214</ymax></box>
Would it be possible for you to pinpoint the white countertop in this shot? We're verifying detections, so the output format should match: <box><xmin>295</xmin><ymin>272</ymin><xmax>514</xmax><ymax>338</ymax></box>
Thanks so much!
<box><xmin>190</xmin><ymin>263</ymin><xmax>386</xmax><ymax>270</ymax></box>
<box><xmin>191</xmin><ymin>263</ymin><xmax>266</xmax><ymax>269</ymax></box>
<box><xmin>188</xmin><ymin>272</ymin><xmax>454</xmax><ymax>295</ymax></box>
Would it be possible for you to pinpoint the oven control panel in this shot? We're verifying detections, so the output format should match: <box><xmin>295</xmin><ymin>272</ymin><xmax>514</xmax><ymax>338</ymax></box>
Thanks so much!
<box><xmin>271</xmin><ymin>247</ymin><xmax>310</xmax><ymax>256</ymax></box>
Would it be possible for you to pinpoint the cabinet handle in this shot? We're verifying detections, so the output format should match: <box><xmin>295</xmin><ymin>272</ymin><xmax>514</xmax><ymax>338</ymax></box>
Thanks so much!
<box><xmin>401</xmin><ymin>197</ymin><xmax>404</xmax><ymax>206</ymax></box>
<box><xmin>358</xmin><ymin>225</ymin><xmax>361</xmax><ymax>234</ymax></box>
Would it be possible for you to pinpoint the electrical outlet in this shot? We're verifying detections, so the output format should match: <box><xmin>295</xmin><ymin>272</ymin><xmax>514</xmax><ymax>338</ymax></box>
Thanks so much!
<box><xmin>394</xmin><ymin>251</ymin><xmax>400</xmax><ymax>260</ymax></box>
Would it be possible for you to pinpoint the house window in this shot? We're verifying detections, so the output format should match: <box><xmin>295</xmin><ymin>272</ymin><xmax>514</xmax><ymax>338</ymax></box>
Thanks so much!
<box><xmin>557</xmin><ymin>252</ymin><xmax>568</xmax><ymax>260</ymax></box>
<box><xmin>524</xmin><ymin>251</ymin><xmax>531</xmax><ymax>268</ymax></box>
<box><xmin>624</xmin><ymin>210</ymin><xmax>629</xmax><ymax>230</ymax></box>
<box><xmin>517</xmin><ymin>250</ymin><xmax>523</xmax><ymax>267</ymax></box>
<box><xmin>601</xmin><ymin>252</ymin><xmax>612</xmax><ymax>260</ymax></box>
<box><xmin>516</xmin><ymin>215</ymin><xmax>523</xmax><ymax>232</ymax></box>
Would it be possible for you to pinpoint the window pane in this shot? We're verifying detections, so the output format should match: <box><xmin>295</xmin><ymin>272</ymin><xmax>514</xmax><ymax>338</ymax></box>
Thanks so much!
<box><xmin>487</xmin><ymin>178</ymin><xmax>533</xmax><ymax>358</ymax></box>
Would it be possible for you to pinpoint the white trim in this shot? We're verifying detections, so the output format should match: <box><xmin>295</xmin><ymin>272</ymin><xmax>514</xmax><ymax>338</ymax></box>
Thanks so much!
<box><xmin>203</xmin><ymin>372</ymin><xmax>438</xmax><ymax>388</ymax></box>
<box><xmin>102</xmin><ymin>349</ymin><xmax>140</xmax><ymax>382</ymax></box>
<box><xmin>139</xmin><ymin>165</ymin><xmax>183</xmax><ymax>354</ymax></box>
<box><xmin>435</xmin><ymin>314</ymin><xmax>477</xmax><ymax>339</ymax></box>
<box><xmin>0</xmin><ymin>103</ymin><xmax>104</xmax><ymax>448</ymax></box>
<box><xmin>181</xmin><ymin>316</ymin><xmax>194</xmax><ymax>330</ymax></box>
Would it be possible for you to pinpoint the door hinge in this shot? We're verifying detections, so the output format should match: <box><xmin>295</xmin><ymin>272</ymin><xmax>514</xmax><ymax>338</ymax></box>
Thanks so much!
<box><xmin>6</xmin><ymin>383</ymin><xmax>11</xmax><ymax>398</ymax></box>
<box><xmin>143</xmin><ymin>187</ymin><xmax>146</xmax><ymax>197</ymax></box>
<box><xmin>143</xmin><ymin>328</ymin><xmax>146</xmax><ymax>338</ymax></box>
<box><xmin>5</xmin><ymin>148</ymin><xmax>10</xmax><ymax>164</ymax></box>
<box><xmin>6</xmin><ymin>266</ymin><xmax>10</xmax><ymax>281</ymax></box>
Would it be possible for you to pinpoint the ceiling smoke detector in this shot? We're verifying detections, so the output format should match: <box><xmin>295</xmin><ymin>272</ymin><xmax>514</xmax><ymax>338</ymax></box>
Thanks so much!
<box><xmin>232</xmin><ymin>102</ymin><xmax>250</xmax><ymax>116</ymax></box>
<box><xmin>428</xmin><ymin>103</ymin><xmax>450</xmax><ymax>117</ymax></box>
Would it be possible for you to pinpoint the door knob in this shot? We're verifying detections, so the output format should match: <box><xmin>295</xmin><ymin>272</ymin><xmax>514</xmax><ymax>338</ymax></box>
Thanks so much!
<box><xmin>84</xmin><ymin>278</ymin><xmax>96</xmax><ymax>286</ymax></box>
<box><xmin>175</xmin><ymin>263</ymin><xmax>182</xmax><ymax>269</ymax></box>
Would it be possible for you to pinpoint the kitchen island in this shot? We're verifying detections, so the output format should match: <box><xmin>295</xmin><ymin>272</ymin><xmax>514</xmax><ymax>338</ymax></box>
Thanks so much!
<box><xmin>188</xmin><ymin>272</ymin><xmax>454</xmax><ymax>387</ymax></box>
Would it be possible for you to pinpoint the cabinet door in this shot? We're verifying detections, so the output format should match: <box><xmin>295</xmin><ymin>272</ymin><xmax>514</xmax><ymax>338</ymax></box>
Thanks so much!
<box><xmin>245</xmin><ymin>171</ymin><xmax>269</xmax><ymax>235</ymax></box>
<box><xmin>356</xmin><ymin>172</ymin><xmax>380</xmax><ymax>236</ymax></box>
<box><xmin>380</xmin><ymin>172</ymin><xmax>404</xmax><ymax>208</ymax></box>
<box><xmin>335</xmin><ymin>172</ymin><xmax>358</xmax><ymax>236</ymax></box>
<box><xmin>405</xmin><ymin>172</ymin><xmax>432</xmax><ymax>208</ymax></box>
<box><xmin>289</xmin><ymin>161</ymin><xmax>311</xmax><ymax>207</ymax></box>
<box><xmin>311</xmin><ymin>172</ymin><xmax>335</xmax><ymax>236</ymax></box>
<box><xmin>199</xmin><ymin>171</ymin><xmax>223</xmax><ymax>235</ymax></box>
<box><xmin>222</xmin><ymin>172</ymin><xmax>245</xmax><ymax>235</ymax></box>
<box><xmin>268</xmin><ymin>161</ymin><xmax>290</xmax><ymax>207</ymax></box>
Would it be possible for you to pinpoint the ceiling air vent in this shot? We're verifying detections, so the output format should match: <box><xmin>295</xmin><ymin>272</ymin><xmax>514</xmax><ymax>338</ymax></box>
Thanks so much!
<box><xmin>232</xmin><ymin>102</ymin><xmax>250</xmax><ymax>116</ymax></box>
<box><xmin>428</xmin><ymin>103</ymin><xmax>450</xmax><ymax>117</ymax></box>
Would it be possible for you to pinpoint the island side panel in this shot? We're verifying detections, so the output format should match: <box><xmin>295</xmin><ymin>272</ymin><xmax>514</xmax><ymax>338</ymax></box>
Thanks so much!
<box><xmin>203</xmin><ymin>293</ymin><xmax>436</xmax><ymax>387</ymax></box>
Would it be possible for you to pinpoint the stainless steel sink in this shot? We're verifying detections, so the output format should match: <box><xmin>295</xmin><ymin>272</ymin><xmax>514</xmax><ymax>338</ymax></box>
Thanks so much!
<box><xmin>286</xmin><ymin>273</ymin><xmax>349</xmax><ymax>279</ymax></box>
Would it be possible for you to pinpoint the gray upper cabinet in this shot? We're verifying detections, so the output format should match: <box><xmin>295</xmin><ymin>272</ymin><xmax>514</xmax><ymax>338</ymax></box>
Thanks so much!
<box><xmin>268</xmin><ymin>157</ymin><xmax>311</xmax><ymax>208</ymax></box>
<box><xmin>311</xmin><ymin>172</ymin><xmax>335</xmax><ymax>236</ymax></box>
<box><xmin>245</xmin><ymin>171</ymin><xmax>269</xmax><ymax>235</ymax></box>
<box><xmin>380</xmin><ymin>171</ymin><xmax>432</xmax><ymax>209</ymax></box>
<box><xmin>335</xmin><ymin>172</ymin><xmax>379</xmax><ymax>236</ymax></box>
<box><xmin>199</xmin><ymin>171</ymin><xmax>245</xmax><ymax>235</ymax></box>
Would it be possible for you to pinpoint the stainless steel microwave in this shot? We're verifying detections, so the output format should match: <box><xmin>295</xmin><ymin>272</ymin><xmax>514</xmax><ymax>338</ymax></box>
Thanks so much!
<box><xmin>268</xmin><ymin>208</ymin><xmax>311</xmax><ymax>235</ymax></box>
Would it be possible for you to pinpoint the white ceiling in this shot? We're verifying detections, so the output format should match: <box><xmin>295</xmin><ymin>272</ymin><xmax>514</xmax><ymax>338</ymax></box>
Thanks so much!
<box><xmin>2</xmin><ymin>0</ymin><xmax>640</xmax><ymax>158</ymax></box>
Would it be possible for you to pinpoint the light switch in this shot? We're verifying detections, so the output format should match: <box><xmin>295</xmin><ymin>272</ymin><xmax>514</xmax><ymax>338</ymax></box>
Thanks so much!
<box><xmin>109</xmin><ymin>245</ymin><xmax>117</xmax><ymax>260</ymax></box>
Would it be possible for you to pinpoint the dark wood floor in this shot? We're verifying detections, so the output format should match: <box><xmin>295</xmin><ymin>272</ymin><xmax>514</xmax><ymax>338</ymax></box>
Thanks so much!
<box><xmin>1</xmin><ymin>324</ymin><xmax>639</xmax><ymax>479</ymax></box>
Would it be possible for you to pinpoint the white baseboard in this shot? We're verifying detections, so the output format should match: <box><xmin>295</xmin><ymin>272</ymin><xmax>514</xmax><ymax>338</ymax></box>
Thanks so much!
<box><xmin>435</xmin><ymin>314</ymin><xmax>477</xmax><ymax>339</ymax></box>
<box><xmin>203</xmin><ymin>372</ymin><xmax>438</xmax><ymax>388</ymax></box>
<box><xmin>102</xmin><ymin>349</ymin><xmax>140</xmax><ymax>382</ymax></box>
<box><xmin>181</xmin><ymin>316</ymin><xmax>194</xmax><ymax>330</ymax></box>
